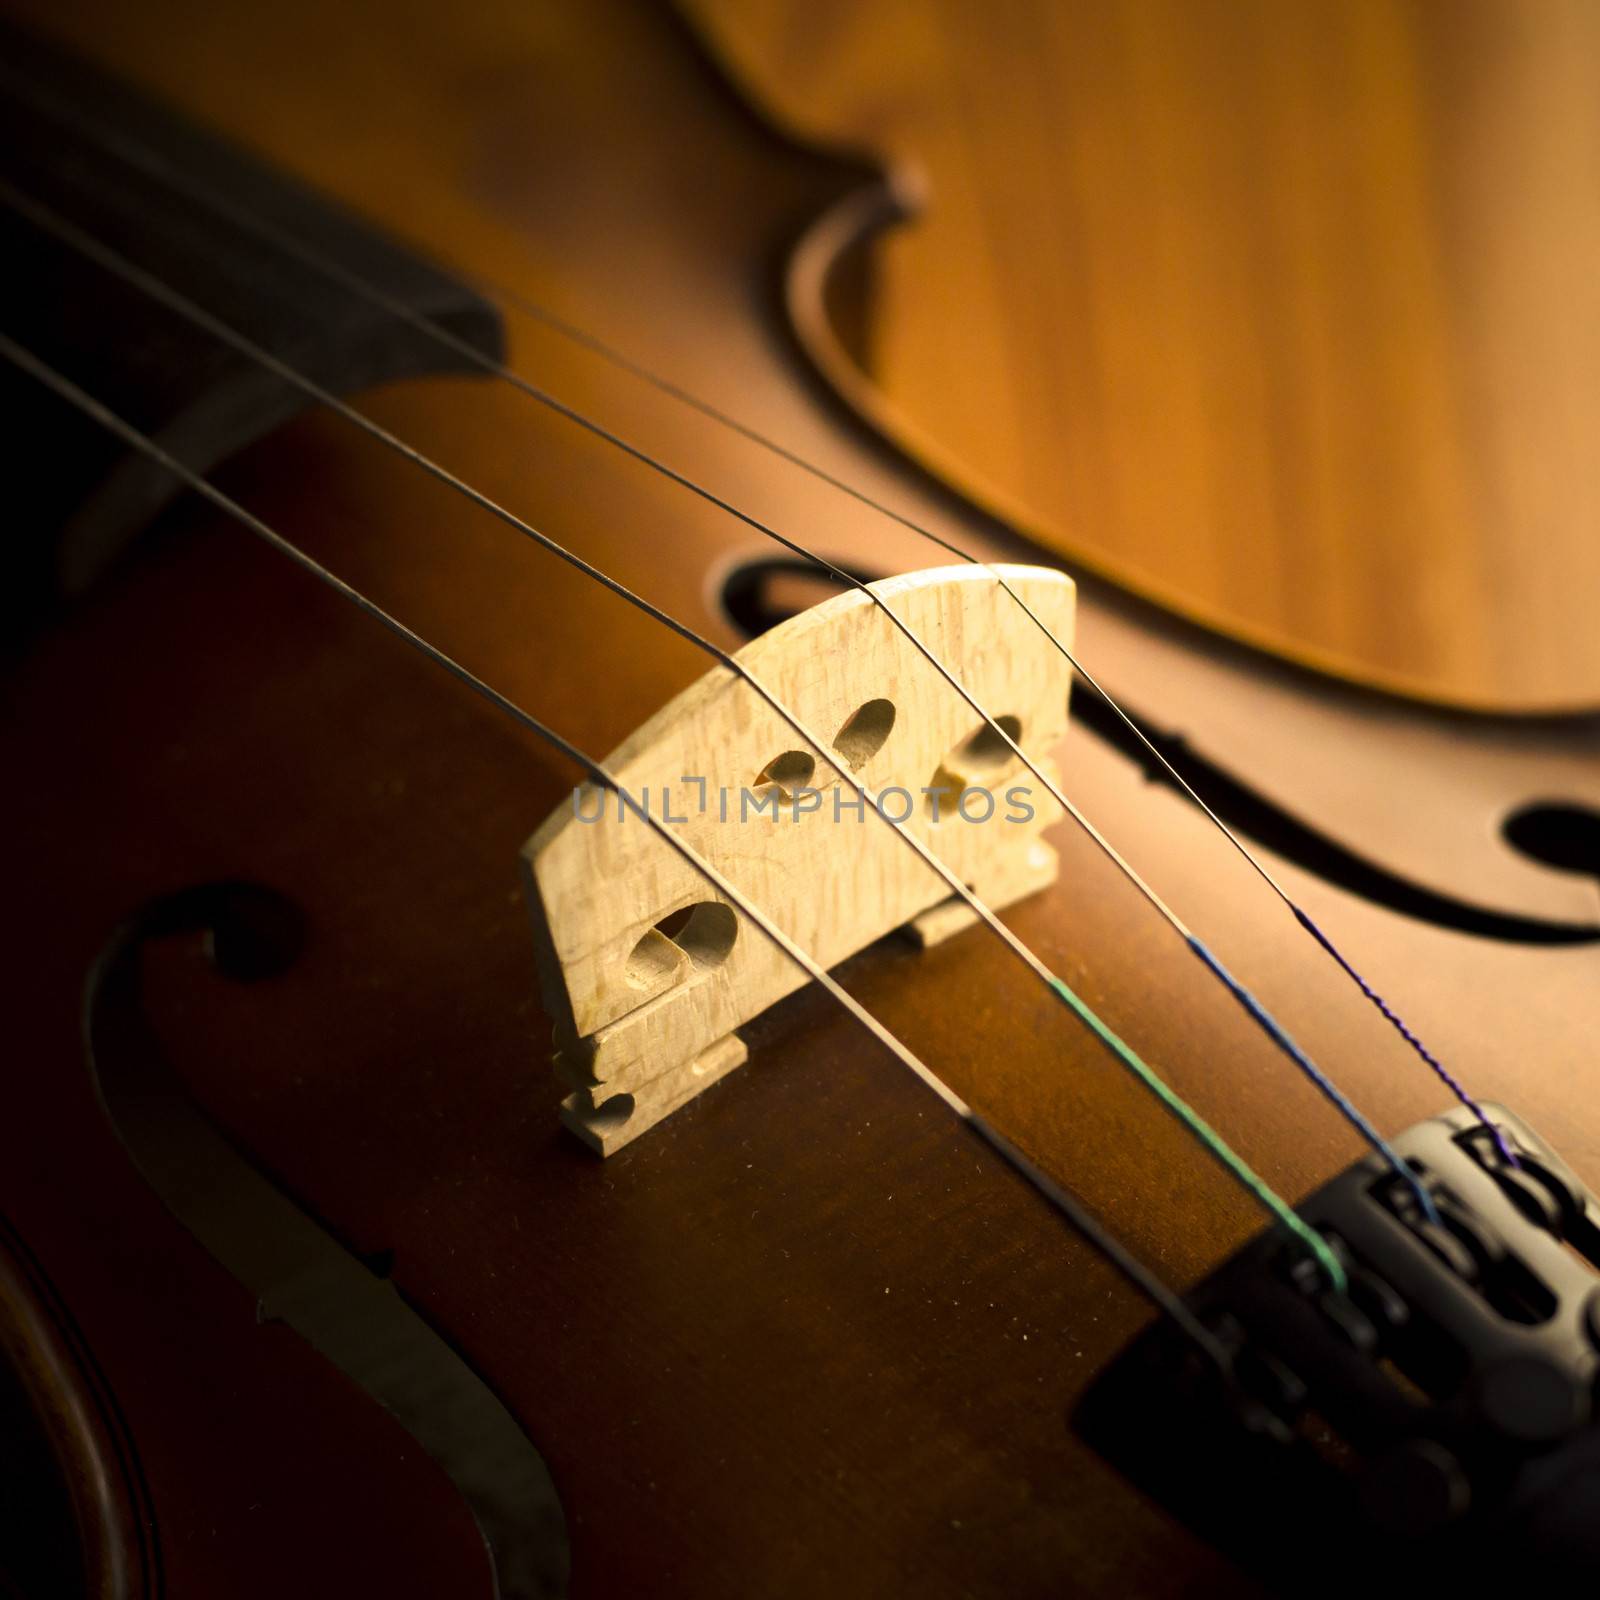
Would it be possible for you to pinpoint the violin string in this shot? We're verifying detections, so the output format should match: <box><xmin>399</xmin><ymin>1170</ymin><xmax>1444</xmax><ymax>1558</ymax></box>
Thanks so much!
<box><xmin>483</xmin><ymin>289</ymin><xmax>1519</xmax><ymax>1169</ymax></box>
<box><xmin>0</xmin><ymin>74</ymin><xmax>1456</xmax><ymax>1190</ymax></box>
<box><xmin>0</xmin><ymin>181</ymin><xmax>1348</xmax><ymax>1288</ymax></box>
<box><xmin>0</xmin><ymin>101</ymin><xmax>1445</xmax><ymax>1219</ymax></box>
<box><xmin>0</xmin><ymin>326</ymin><xmax>1246</xmax><ymax>1367</ymax></box>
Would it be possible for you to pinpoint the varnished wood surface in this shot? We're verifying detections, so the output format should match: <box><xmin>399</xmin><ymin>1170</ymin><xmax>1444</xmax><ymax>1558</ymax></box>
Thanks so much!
<box><xmin>3</xmin><ymin>1</ymin><xmax>1599</xmax><ymax>1595</ymax></box>
<box><xmin>11</xmin><ymin>394</ymin><xmax>1600</xmax><ymax>1598</ymax></box>
<box><xmin>11</xmin><ymin>0</ymin><xmax>1596</xmax><ymax>932</ymax></box>
<box><xmin>686</xmin><ymin>0</ymin><xmax>1600</xmax><ymax>711</ymax></box>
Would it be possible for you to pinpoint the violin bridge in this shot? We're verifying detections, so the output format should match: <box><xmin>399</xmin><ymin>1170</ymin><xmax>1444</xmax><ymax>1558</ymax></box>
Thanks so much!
<box><xmin>521</xmin><ymin>563</ymin><xmax>1076</xmax><ymax>1155</ymax></box>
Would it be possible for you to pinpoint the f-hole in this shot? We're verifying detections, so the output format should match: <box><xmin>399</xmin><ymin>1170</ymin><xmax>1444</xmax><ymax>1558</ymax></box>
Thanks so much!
<box><xmin>1503</xmin><ymin>803</ymin><xmax>1600</xmax><ymax>894</ymax></box>
<box><xmin>717</xmin><ymin>556</ymin><xmax>883</xmax><ymax>638</ymax></box>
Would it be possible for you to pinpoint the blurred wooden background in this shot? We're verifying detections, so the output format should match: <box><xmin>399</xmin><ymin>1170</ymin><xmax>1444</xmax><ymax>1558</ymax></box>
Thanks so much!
<box><xmin>685</xmin><ymin>0</ymin><xmax>1600</xmax><ymax>711</ymax></box>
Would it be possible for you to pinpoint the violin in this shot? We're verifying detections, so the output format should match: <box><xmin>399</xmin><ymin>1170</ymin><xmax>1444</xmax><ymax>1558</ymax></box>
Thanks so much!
<box><xmin>3</xmin><ymin>2</ymin><xmax>1598</xmax><ymax>1596</ymax></box>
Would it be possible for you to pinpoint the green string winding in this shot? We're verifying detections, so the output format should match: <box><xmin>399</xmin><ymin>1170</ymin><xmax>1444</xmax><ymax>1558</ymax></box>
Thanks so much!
<box><xmin>1049</xmin><ymin>979</ymin><xmax>1346</xmax><ymax>1294</ymax></box>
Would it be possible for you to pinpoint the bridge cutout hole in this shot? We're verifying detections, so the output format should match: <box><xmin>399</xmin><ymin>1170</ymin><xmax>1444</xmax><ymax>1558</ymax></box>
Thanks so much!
<box><xmin>957</xmin><ymin>713</ymin><xmax>1023</xmax><ymax>771</ymax></box>
<box><xmin>673</xmin><ymin>902</ymin><xmax>738</xmax><ymax>969</ymax></box>
<box><xmin>833</xmin><ymin>698</ymin><xmax>896</xmax><ymax>770</ymax></box>
<box><xmin>754</xmin><ymin>749</ymin><xmax>816</xmax><ymax>801</ymax></box>
<box><xmin>624</xmin><ymin>925</ymin><xmax>687</xmax><ymax>991</ymax></box>
<box><xmin>588</xmin><ymin>1093</ymin><xmax>636</xmax><ymax>1136</ymax></box>
<box><xmin>925</xmin><ymin>714</ymin><xmax>1023</xmax><ymax>818</ymax></box>
<box><xmin>624</xmin><ymin>902</ymin><xmax>738</xmax><ymax>991</ymax></box>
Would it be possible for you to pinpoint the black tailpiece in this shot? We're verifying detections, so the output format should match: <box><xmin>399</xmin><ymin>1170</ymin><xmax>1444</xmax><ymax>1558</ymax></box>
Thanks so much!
<box><xmin>1078</xmin><ymin>1105</ymin><xmax>1600</xmax><ymax>1589</ymax></box>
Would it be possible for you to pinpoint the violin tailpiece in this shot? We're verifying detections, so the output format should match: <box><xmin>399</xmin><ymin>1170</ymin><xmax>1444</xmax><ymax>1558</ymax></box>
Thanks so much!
<box><xmin>1079</xmin><ymin>1104</ymin><xmax>1600</xmax><ymax>1584</ymax></box>
<box><xmin>521</xmin><ymin>563</ymin><xmax>1075</xmax><ymax>1154</ymax></box>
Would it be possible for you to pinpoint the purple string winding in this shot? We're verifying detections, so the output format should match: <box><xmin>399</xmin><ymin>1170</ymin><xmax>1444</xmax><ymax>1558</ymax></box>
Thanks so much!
<box><xmin>1291</xmin><ymin>906</ymin><xmax>1519</xmax><ymax>1168</ymax></box>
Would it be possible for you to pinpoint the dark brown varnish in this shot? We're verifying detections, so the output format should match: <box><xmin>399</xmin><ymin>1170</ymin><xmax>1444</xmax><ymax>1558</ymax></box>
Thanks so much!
<box><xmin>3</xmin><ymin>1</ymin><xmax>1598</xmax><ymax>1596</ymax></box>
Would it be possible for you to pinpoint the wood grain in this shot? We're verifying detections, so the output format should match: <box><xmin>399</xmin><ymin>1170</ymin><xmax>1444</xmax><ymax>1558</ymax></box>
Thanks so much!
<box><xmin>685</xmin><ymin>0</ymin><xmax>1600</xmax><ymax>711</ymax></box>
<box><xmin>2</xmin><ymin>1</ymin><xmax>1597</xmax><ymax>1595</ymax></box>
<box><xmin>525</xmin><ymin>564</ymin><xmax>1071</xmax><ymax>1151</ymax></box>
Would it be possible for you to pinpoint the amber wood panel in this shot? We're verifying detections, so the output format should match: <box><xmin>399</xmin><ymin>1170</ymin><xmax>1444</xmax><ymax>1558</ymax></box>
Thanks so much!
<box><xmin>684</xmin><ymin>0</ymin><xmax>1600</xmax><ymax>711</ymax></box>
